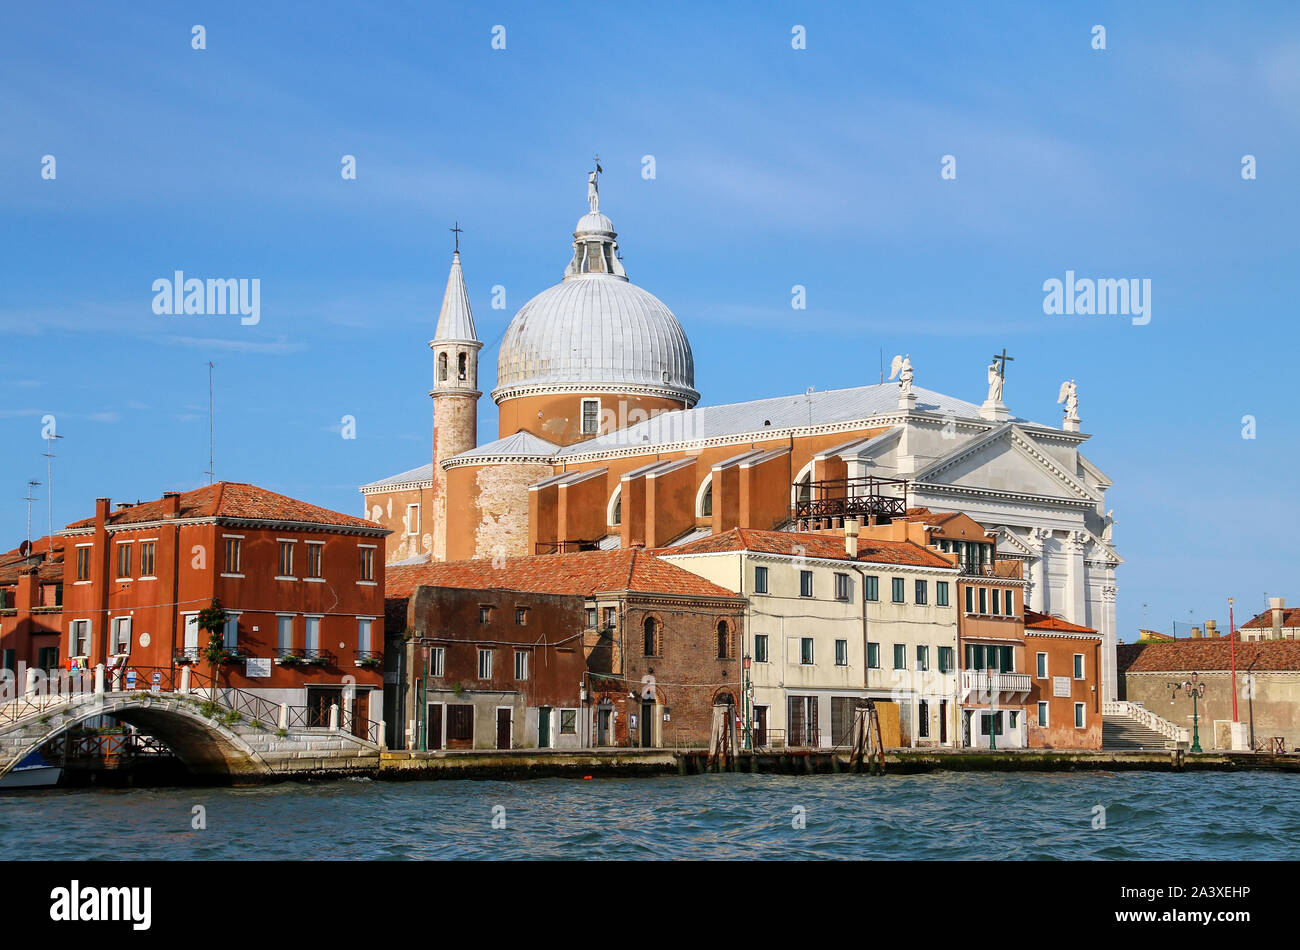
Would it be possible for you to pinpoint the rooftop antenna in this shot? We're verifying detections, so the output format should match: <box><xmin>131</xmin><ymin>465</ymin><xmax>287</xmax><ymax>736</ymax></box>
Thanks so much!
<box><xmin>205</xmin><ymin>361</ymin><xmax>215</xmax><ymax>485</ymax></box>
<box><xmin>42</xmin><ymin>430</ymin><xmax>63</xmax><ymax>553</ymax></box>
<box><xmin>24</xmin><ymin>479</ymin><xmax>40</xmax><ymax>545</ymax></box>
<box><xmin>879</xmin><ymin>348</ymin><xmax>884</xmax><ymax>384</ymax></box>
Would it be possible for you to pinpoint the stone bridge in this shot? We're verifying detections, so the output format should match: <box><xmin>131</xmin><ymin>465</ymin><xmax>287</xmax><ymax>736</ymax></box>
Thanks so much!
<box><xmin>0</xmin><ymin>674</ymin><xmax>383</xmax><ymax>782</ymax></box>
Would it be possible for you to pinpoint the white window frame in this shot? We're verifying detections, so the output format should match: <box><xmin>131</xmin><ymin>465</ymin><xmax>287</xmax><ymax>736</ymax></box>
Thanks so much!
<box><xmin>304</xmin><ymin>541</ymin><xmax>325</xmax><ymax>581</ymax></box>
<box><xmin>277</xmin><ymin>614</ymin><xmax>295</xmax><ymax>653</ymax></box>
<box><xmin>111</xmin><ymin>616</ymin><xmax>131</xmax><ymax>655</ymax></box>
<box><xmin>429</xmin><ymin>646</ymin><xmax>445</xmax><ymax>677</ymax></box>
<box><xmin>358</xmin><ymin>543</ymin><xmax>377</xmax><ymax>584</ymax></box>
<box><xmin>1073</xmin><ymin>653</ymin><xmax>1085</xmax><ymax>680</ymax></box>
<box><xmin>514</xmin><ymin>650</ymin><xmax>529</xmax><ymax>681</ymax></box>
<box><xmin>221</xmin><ymin>533</ymin><xmax>244</xmax><ymax>578</ymax></box>
<box><xmin>74</xmin><ymin>542</ymin><xmax>93</xmax><ymax>585</ymax></box>
<box><xmin>69</xmin><ymin>619</ymin><xmax>91</xmax><ymax>658</ymax></box>
<box><xmin>305</xmin><ymin>615</ymin><xmax>321</xmax><ymax>653</ymax></box>
<box><xmin>478</xmin><ymin>648</ymin><xmax>493</xmax><ymax>679</ymax></box>
<box><xmin>606</xmin><ymin>485</ymin><xmax>622</xmax><ymax>527</ymax></box>
<box><xmin>834</xmin><ymin>639</ymin><xmax>848</xmax><ymax>667</ymax></box>
<box><xmin>358</xmin><ymin>617</ymin><xmax>372</xmax><ymax>653</ymax></box>
<box><xmin>138</xmin><ymin>538</ymin><xmax>158</xmax><ymax>579</ymax></box>
<box><xmin>695</xmin><ymin>474</ymin><xmax>713</xmax><ymax>518</ymax></box>
<box><xmin>223</xmin><ymin>612</ymin><xmax>241</xmax><ymax>651</ymax></box>
<box><xmin>580</xmin><ymin>397</ymin><xmax>601</xmax><ymax>436</ymax></box>
<box><xmin>275</xmin><ymin>538</ymin><xmax>297</xmax><ymax>580</ymax></box>
<box><xmin>405</xmin><ymin>503</ymin><xmax>420</xmax><ymax>537</ymax></box>
<box><xmin>115</xmin><ymin>540</ymin><xmax>133</xmax><ymax>581</ymax></box>
<box><xmin>182</xmin><ymin>613</ymin><xmax>200</xmax><ymax>654</ymax></box>
<box><xmin>800</xmin><ymin>637</ymin><xmax>814</xmax><ymax>666</ymax></box>
<box><xmin>1037</xmin><ymin>701</ymin><xmax>1049</xmax><ymax>727</ymax></box>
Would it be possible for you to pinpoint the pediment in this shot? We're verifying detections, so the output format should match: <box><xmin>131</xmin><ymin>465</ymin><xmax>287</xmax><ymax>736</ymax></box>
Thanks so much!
<box><xmin>914</xmin><ymin>425</ymin><xmax>1098</xmax><ymax>503</ymax></box>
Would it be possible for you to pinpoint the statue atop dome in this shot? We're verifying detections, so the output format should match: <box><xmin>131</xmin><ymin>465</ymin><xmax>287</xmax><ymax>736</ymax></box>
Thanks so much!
<box><xmin>587</xmin><ymin>156</ymin><xmax>602</xmax><ymax>213</ymax></box>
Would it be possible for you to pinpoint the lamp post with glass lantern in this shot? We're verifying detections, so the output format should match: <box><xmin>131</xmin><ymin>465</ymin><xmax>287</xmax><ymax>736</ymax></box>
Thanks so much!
<box><xmin>1168</xmin><ymin>672</ymin><xmax>1206</xmax><ymax>753</ymax></box>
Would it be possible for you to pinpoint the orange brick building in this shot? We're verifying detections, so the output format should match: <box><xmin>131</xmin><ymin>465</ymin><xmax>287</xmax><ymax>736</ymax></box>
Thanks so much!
<box><xmin>0</xmin><ymin>537</ymin><xmax>65</xmax><ymax>679</ymax></box>
<box><xmin>1024</xmin><ymin>610</ymin><xmax>1103</xmax><ymax>748</ymax></box>
<box><xmin>51</xmin><ymin>483</ymin><xmax>389</xmax><ymax>729</ymax></box>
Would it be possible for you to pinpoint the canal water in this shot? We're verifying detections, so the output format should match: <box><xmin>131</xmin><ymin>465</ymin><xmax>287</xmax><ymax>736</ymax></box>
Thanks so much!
<box><xmin>3</xmin><ymin>771</ymin><xmax>1296</xmax><ymax>860</ymax></box>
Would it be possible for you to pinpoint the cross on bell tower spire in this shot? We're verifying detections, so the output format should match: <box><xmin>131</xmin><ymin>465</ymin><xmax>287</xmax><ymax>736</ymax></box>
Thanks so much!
<box><xmin>450</xmin><ymin>221</ymin><xmax>462</xmax><ymax>253</ymax></box>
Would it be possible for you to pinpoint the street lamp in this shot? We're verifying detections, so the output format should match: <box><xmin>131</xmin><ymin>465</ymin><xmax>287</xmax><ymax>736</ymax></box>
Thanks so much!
<box><xmin>1169</xmin><ymin>672</ymin><xmax>1206</xmax><ymax>753</ymax></box>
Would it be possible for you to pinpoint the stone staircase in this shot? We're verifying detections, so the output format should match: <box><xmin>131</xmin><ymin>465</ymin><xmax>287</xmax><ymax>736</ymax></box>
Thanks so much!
<box><xmin>1102</xmin><ymin>714</ymin><xmax>1174</xmax><ymax>750</ymax></box>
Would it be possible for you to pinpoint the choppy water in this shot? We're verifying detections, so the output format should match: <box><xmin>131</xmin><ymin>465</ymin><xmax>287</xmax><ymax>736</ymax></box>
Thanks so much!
<box><xmin>2</xmin><ymin>771</ymin><xmax>1296</xmax><ymax>860</ymax></box>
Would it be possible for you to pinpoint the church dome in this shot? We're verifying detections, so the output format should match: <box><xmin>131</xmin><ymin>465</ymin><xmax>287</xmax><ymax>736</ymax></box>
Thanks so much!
<box><xmin>493</xmin><ymin>181</ymin><xmax>698</xmax><ymax>407</ymax></box>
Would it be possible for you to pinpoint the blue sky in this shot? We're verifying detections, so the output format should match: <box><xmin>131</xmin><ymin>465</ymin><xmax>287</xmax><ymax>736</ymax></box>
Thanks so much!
<box><xmin>3</xmin><ymin>2</ymin><xmax>1298</xmax><ymax>638</ymax></box>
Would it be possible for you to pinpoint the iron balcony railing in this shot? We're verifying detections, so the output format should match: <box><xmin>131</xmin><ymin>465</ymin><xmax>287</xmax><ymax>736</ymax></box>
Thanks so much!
<box><xmin>961</xmin><ymin>670</ymin><xmax>1032</xmax><ymax>695</ymax></box>
<box><xmin>274</xmin><ymin>647</ymin><xmax>332</xmax><ymax>665</ymax></box>
<box><xmin>792</xmin><ymin>475</ymin><xmax>909</xmax><ymax>529</ymax></box>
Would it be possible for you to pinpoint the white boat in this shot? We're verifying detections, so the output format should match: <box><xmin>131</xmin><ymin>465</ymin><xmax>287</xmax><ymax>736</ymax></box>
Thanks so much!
<box><xmin>0</xmin><ymin>751</ymin><xmax>63</xmax><ymax>789</ymax></box>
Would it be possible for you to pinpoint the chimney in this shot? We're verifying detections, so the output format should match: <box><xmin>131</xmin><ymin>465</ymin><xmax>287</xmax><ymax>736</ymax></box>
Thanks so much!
<box><xmin>844</xmin><ymin>518</ymin><xmax>860</xmax><ymax>558</ymax></box>
<box><xmin>1205</xmin><ymin>619</ymin><xmax>1218</xmax><ymax>638</ymax></box>
<box><xmin>95</xmin><ymin>497</ymin><xmax>110</xmax><ymax>527</ymax></box>
<box><xmin>1191</xmin><ymin>626</ymin><xmax>1202</xmax><ymax>639</ymax></box>
<box><xmin>162</xmin><ymin>491</ymin><xmax>181</xmax><ymax>518</ymax></box>
<box><xmin>116</xmin><ymin>502</ymin><xmax>134</xmax><ymax>510</ymax></box>
<box><xmin>1271</xmin><ymin>597</ymin><xmax>1286</xmax><ymax>641</ymax></box>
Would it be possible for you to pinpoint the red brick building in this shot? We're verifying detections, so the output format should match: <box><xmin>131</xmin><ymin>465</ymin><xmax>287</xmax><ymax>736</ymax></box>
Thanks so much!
<box><xmin>0</xmin><ymin>537</ymin><xmax>65</xmax><ymax>680</ymax></box>
<box><xmin>1024</xmin><ymin>610</ymin><xmax>1103</xmax><ymax>748</ymax></box>
<box><xmin>386</xmin><ymin>548</ymin><xmax>745</xmax><ymax>750</ymax></box>
<box><xmin>53</xmin><ymin>483</ymin><xmax>389</xmax><ymax>730</ymax></box>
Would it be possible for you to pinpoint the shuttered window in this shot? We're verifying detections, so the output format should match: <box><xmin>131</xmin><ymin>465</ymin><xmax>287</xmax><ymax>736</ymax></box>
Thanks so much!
<box><xmin>448</xmin><ymin>705</ymin><xmax>474</xmax><ymax>741</ymax></box>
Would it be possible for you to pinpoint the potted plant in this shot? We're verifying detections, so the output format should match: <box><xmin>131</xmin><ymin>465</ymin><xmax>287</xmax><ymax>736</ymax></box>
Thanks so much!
<box><xmin>356</xmin><ymin>655</ymin><xmax>383</xmax><ymax>670</ymax></box>
<box><xmin>278</xmin><ymin>653</ymin><xmax>304</xmax><ymax>667</ymax></box>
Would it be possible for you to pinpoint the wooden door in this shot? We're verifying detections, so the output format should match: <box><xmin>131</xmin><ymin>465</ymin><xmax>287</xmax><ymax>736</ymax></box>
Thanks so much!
<box><xmin>538</xmin><ymin>707</ymin><xmax>551</xmax><ymax>748</ymax></box>
<box><xmin>352</xmin><ymin>691</ymin><xmax>370</xmax><ymax>740</ymax></box>
<box><xmin>496</xmin><ymin>708</ymin><xmax>512</xmax><ymax>749</ymax></box>
<box><xmin>427</xmin><ymin>704</ymin><xmax>443</xmax><ymax>750</ymax></box>
<box><xmin>754</xmin><ymin>706</ymin><xmax>768</xmax><ymax>747</ymax></box>
<box><xmin>640</xmin><ymin>701</ymin><xmax>654</xmax><ymax>747</ymax></box>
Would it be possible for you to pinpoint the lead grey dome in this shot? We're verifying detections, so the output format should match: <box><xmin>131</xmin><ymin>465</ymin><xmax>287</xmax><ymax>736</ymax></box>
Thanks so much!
<box><xmin>493</xmin><ymin>203</ymin><xmax>699</xmax><ymax>406</ymax></box>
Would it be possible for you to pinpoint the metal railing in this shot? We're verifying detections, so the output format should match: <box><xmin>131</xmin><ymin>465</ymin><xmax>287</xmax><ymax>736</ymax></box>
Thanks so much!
<box><xmin>961</xmin><ymin>670</ymin><xmax>1032</xmax><ymax>695</ymax></box>
<box><xmin>274</xmin><ymin>647</ymin><xmax>332</xmax><ymax>665</ymax></box>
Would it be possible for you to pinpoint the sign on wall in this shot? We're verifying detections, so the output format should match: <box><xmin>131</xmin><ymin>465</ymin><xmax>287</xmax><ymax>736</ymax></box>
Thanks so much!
<box><xmin>245</xmin><ymin>658</ymin><xmax>272</xmax><ymax>678</ymax></box>
<box><xmin>1052</xmin><ymin>676</ymin><xmax>1071</xmax><ymax>698</ymax></box>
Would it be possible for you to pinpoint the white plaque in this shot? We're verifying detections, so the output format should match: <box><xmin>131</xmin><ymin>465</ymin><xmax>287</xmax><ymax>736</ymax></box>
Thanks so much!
<box><xmin>1052</xmin><ymin>676</ymin><xmax>1071</xmax><ymax>698</ymax></box>
<box><xmin>245</xmin><ymin>657</ymin><xmax>272</xmax><ymax>678</ymax></box>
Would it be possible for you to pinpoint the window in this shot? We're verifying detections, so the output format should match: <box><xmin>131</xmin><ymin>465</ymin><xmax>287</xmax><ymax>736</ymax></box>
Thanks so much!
<box><xmin>978</xmin><ymin>587</ymin><xmax>988</xmax><ymax>614</ymax></box>
<box><xmin>699</xmin><ymin>480</ymin><xmax>713</xmax><ymax>517</ymax></box>
<box><xmin>1036</xmin><ymin>652</ymin><xmax>1048</xmax><ymax>679</ymax></box>
<box><xmin>867</xmin><ymin>642</ymin><xmax>880</xmax><ymax>669</ymax></box>
<box><xmin>457</xmin><ymin>352</ymin><xmax>467</xmax><ymax>381</ymax></box>
<box><xmin>1073</xmin><ymin>654</ymin><xmax>1085</xmax><ymax>679</ymax></box>
<box><xmin>514</xmin><ymin>650</ymin><xmax>529</xmax><ymax>680</ymax></box>
<box><xmin>835</xmin><ymin>639</ymin><xmax>848</xmax><ymax>666</ymax></box>
<box><xmin>437</xmin><ymin>352</ymin><xmax>448</xmax><ymax>381</ymax></box>
<box><xmin>915</xmin><ymin>579</ymin><xmax>928</xmax><ymax>605</ymax></box>
<box><xmin>834</xmin><ymin>573</ymin><xmax>850</xmax><ymax>601</ymax></box>
<box><xmin>916</xmin><ymin>645</ymin><xmax>929</xmax><ymax>671</ymax></box>
<box><xmin>277</xmin><ymin>615</ymin><xmax>294</xmax><ymax>654</ymax></box>
<box><xmin>447</xmin><ymin>705</ymin><xmax>473</xmax><ymax>741</ymax></box>
<box><xmin>716</xmin><ymin>621</ymin><xmax>731</xmax><ymax>659</ymax></box>
<box><xmin>586</xmin><ymin>607</ymin><xmax>597</xmax><ymax>628</ymax></box>
<box><xmin>965</xmin><ymin>586</ymin><xmax>974</xmax><ymax>613</ymax></box>
<box><xmin>224</xmin><ymin>537</ymin><xmax>242</xmax><ymax>574</ymax></box>
<box><xmin>865</xmin><ymin>575</ymin><xmax>879</xmax><ymax>602</ymax></box>
<box><xmin>892</xmin><ymin>644</ymin><xmax>906</xmax><ymax>670</ymax></box>
<box><xmin>604</xmin><ymin>607</ymin><xmax>616</xmax><ymax>630</ymax></box>
<box><xmin>37</xmin><ymin>646</ymin><xmax>59</xmax><ymax>671</ymax></box>
<box><xmin>754</xmin><ymin>566</ymin><xmax>768</xmax><ymax>594</ymax></box>
<box><xmin>405</xmin><ymin>504</ymin><xmax>420</xmax><ymax>537</ymax></box>
<box><xmin>992</xmin><ymin>588</ymin><xmax>1001</xmax><ymax>615</ymax></box>
<box><xmin>643</xmin><ymin>617</ymin><xmax>658</xmax><ymax>656</ymax></box>
<box><xmin>1037</xmin><ymin>702</ymin><xmax>1049</xmax><ymax>727</ymax></box>
<box><xmin>429</xmin><ymin>648</ymin><xmax>444</xmax><ymax>677</ymax></box>
<box><xmin>754</xmin><ymin>633</ymin><xmax>769</xmax><ymax>663</ymax></box>
<box><xmin>515</xmin><ymin>607</ymin><xmax>528</xmax><ymax>626</ymax></box>
<box><xmin>70</xmin><ymin>620</ymin><xmax>90</xmax><ymax>657</ymax></box>
<box><xmin>891</xmin><ymin>577</ymin><xmax>905</xmax><ymax>603</ymax></box>
<box><xmin>478</xmin><ymin>649</ymin><xmax>493</xmax><ymax>679</ymax></box>
<box><xmin>278</xmin><ymin>541</ymin><xmax>295</xmax><ymax>576</ymax></box>
<box><xmin>800</xmin><ymin>570</ymin><xmax>813</xmax><ymax>597</ymax></box>
<box><xmin>76</xmin><ymin>546</ymin><xmax>90</xmax><ymax>581</ymax></box>
<box><xmin>800</xmin><ymin>637</ymin><xmax>814</xmax><ymax>665</ymax></box>
<box><xmin>1074</xmin><ymin>703</ymin><xmax>1086</xmax><ymax>728</ymax></box>
<box><xmin>479</xmin><ymin>606</ymin><xmax>492</xmax><ymax>624</ymax></box>
<box><xmin>1</xmin><ymin>650</ymin><xmax>13</xmax><ymax>672</ymax></box>
<box><xmin>1009</xmin><ymin>711</ymin><xmax>1018</xmax><ymax>728</ymax></box>
<box><xmin>936</xmin><ymin>581</ymin><xmax>949</xmax><ymax>606</ymax></box>
<box><xmin>609</xmin><ymin>489</ymin><xmax>621</xmax><ymax>526</ymax></box>
<box><xmin>1005</xmin><ymin>590</ymin><xmax>1015</xmax><ymax>616</ymax></box>
<box><xmin>359</xmin><ymin>546</ymin><xmax>375</xmax><ymax>581</ymax></box>
<box><xmin>981</xmin><ymin>712</ymin><xmax>1003</xmax><ymax>736</ymax></box>
<box><xmin>581</xmin><ymin>398</ymin><xmax>600</xmax><ymax>435</ymax></box>
<box><xmin>305</xmin><ymin>616</ymin><xmax>320</xmax><ymax>653</ymax></box>
<box><xmin>223</xmin><ymin>615</ymin><xmax>239</xmax><ymax>651</ymax></box>
<box><xmin>358</xmin><ymin>618</ymin><xmax>372</xmax><ymax>654</ymax></box>
<box><xmin>140</xmin><ymin>541</ymin><xmax>156</xmax><ymax>577</ymax></box>
<box><xmin>560</xmin><ymin>709</ymin><xmax>577</xmax><ymax>734</ymax></box>
<box><xmin>305</xmin><ymin>542</ymin><xmax>323</xmax><ymax>578</ymax></box>
<box><xmin>938</xmin><ymin>646</ymin><xmax>954</xmax><ymax>673</ymax></box>
<box><xmin>112</xmin><ymin>617</ymin><xmax>130</xmax><ymax>654</ymax></box>
<box><xmin>116</xmin><ymin>543</ymin><xmax>131</xmax><ymax>579</ymax></box>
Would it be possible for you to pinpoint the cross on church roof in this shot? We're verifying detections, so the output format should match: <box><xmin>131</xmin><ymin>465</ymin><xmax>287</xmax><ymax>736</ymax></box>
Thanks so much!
<box><xmin>450</xmin><ymin>221</ymin><xmax>462</xmax><ymax>253</ymax></box>
<box><xmin>992</xmin><ymin>347</ymin><xmax>1014</xmax><ymax>379</ymax></box>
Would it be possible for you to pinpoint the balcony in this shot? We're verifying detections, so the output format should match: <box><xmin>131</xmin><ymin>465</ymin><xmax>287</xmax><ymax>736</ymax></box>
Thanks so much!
<box><xmin>791</xmin><ymin>475</ymin><xmax>909</xmax><ymax>531</ymax></box>
<box><xmin>274</xmin><ymin>647</ymin><xmax>331</xmax><ymax>666</ymax></box>
<box><xmin>961</xmin><ymin>670</ymin><xmax>1032</xmax><ymax>697</ymax></box>
<box><xmin>353</xmin><ymin>649</ymin><xmax>383</xmax><ymax>669</ymax></box>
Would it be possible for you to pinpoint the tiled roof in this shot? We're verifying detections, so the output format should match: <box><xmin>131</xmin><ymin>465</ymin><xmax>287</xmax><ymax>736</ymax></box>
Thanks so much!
<box><xmin>63</xmin><ymin>482</ymin><xmax>384</xmax><ymax>532</ymax></box>
<box><xmin>360</xmin><ymin>463</ymin><xmax>433</xmax><ymax>491</ymax></box>
<box><xmin>386</xmin><ymin>548</ymin><xmax>742</xmax><ymax>601</ymax></box>
<box><xmin>445</xmin><ymin>430</ymin><xmax>560</xmax><ymax>464</ymax></box>
<box><xmin>1241</xmin><ymin>606</ymin><xmax>1300</xmax><ymax>629</ymax></box>
<box><xmin>665</xmin><ymin>527</ymin><xmax>954</xmax><ymax>569</ymax></box>
<box><xmin>1118</xmin><ymin>638</ymin><xmax>1300</xmax><ymax>673</ymax></box>
<box><xmin>1024</xmin><ymin>609</ymin><xmax>1098</xmax><ymax>636</ymax></box>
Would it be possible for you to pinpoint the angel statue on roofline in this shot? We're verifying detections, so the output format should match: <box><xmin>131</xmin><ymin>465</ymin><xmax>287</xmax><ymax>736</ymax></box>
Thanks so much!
<box><xmin>1058</xmin><ymin>379</ymin><xmax>1080</xmax><ymax>422</ymax></box>
<box><xmin>888</xmin><ymin>354</ymin><xmax>913</xmax><ymax>396</ymax></box>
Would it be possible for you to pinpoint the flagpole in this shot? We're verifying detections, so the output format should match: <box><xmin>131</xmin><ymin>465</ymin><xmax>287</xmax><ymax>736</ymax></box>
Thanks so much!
<box><xmin>1228</xmin><ymin>597</ymin><xmax>1238</xmax><ymax>722</ymax></box>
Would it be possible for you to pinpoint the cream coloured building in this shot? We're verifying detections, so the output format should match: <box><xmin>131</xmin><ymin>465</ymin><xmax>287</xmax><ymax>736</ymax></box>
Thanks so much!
<box><xmin>662</xmin><ymin>524</ymin><xmax>961</xmax><ymax>748</ymax></box>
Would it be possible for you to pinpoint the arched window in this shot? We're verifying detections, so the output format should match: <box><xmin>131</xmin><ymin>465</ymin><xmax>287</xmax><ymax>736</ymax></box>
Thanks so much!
<box><xmin>796</xmin><ymin>473</ymin><xmax>811</xmax><ymax>505</ymax></box>
<box><xmin>457</xmin><ymin>352</ymin><xmax>467</xmax><ymax>381</ymax></box>
<box><xmin>608</xmin><ymin>486</ymin><xmax>622</xmax><ymax>526</ymax></box>
<box><xmin>696</xmin><ymin>475</ymin><xmax>713</xmax><ymax>518</ymax></box>
<box><xmin>643</xmin><ymin>617</ymin><xmax>658</xmax><ymax>657</ymax></box>
<box><xmin>716</xmin><ymin>620</ymin><xmax>730</xmax><ymax>659</ymax></box>
<box><xmin>437</xmin><ymin>352</ymin><xmax>448</xmax><ymax>382</ymax></box>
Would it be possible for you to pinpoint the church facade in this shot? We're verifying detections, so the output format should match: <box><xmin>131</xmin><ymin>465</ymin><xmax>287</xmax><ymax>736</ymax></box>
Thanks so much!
<box><xmin>360</xmin><ymin>173</ymin><xmax>1123</xmax><ymax>698</ymax></box>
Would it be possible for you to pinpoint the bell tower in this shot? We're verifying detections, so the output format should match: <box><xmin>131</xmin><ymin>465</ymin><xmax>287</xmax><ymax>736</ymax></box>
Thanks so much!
<box><xmin>429</xmin><ymin>233</ymin><xmax>481</xmax><ymax>560</ymax></box>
